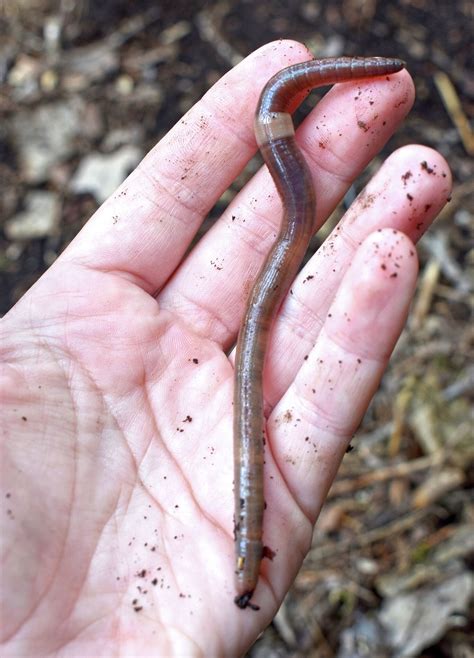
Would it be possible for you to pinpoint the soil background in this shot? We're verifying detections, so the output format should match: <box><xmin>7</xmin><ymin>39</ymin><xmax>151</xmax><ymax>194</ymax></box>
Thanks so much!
<box><xmin>0</xmin><ymin>1</ymin><xmax>472</xmax><ymax>656</ymax></box>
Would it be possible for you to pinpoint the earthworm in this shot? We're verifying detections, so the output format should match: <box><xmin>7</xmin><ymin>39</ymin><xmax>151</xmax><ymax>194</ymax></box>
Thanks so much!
<box><xmin>233</xmin><ymin>56</ymin><xmax>405</xmax><ymax>610</ymax></box>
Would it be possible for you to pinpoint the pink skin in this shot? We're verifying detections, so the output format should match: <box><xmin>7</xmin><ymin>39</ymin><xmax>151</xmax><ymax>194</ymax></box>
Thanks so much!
<box><xmin>0</xmin><ymin>40</ymin><xmax>451</xmax><ymax>656</ymax></box>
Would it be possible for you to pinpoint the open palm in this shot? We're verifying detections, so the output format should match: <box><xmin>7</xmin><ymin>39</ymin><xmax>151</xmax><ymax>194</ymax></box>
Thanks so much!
<box><xmin>1</xmin><ymin>41</ymin><xmax>451</xmax><ymax>657</ymax></box>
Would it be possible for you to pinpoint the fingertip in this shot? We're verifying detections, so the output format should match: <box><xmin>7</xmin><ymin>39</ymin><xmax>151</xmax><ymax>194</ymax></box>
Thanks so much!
<box><xmin>330</xmin><ymin>228</ymin><xmax>419</xmax><ymax>357</ymax></box>
<box><xmin>385</xmin><ymin>144</ymin><xmax>452</xmax><ymax>193</ymax></box>
<box><xmin>361</xmin><ymin>228</ymin><xmax>419</xmax><ymax>287</ymax></box>
<box><xmin>380</xmin><ymin>145</ymin><xmax>453</xmax><ymax>236</ymax></box>
<box><xmin>249</xmin><ymin>39</ymin><xmax>313</xmax><ymax>79</ymax></box>
<box><xmin>342</xmin><ymin>144</ymin><xmax>453</xmax><ymax>245</ymax></box>
<box><xmin>256</xmin><ymin>38</ymin><xmax>312</xmax><ymax>58</ymax></box>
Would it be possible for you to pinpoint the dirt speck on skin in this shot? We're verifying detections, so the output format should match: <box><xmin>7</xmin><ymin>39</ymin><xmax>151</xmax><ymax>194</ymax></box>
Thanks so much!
<box><xmin>420</xmin><ymin>160</ymin><xmax>435</xmax><ymax>174</ymax></box>
<box><xmin>401</xmin><ymin>170</ymin><xmax>413</xmax><ymax>184</ymax></box>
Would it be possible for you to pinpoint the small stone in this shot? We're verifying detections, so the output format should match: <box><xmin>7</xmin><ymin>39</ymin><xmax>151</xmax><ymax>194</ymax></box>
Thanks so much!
<box><xmin>355</xmin><ymin>557</ymin><xmax>379</xmax><ymax>576</ymax></box>
<box><xmin>40</xmin><ymin>69</ymin><xmax>59</xmax><ymax>92</ymax></box>
<box><xmin>5</xmin><ymin>192</ymin><xmax>60</xmax><ymax>240</ymax></box>
<box><xmin>115</xmin><ymin>74</ymin><xmax>134</xmax><ymax>96</ymax></box>
<box><xmin>11</xmin><ymin>100</ymin><xmax>84</xmax><ymax>183</ymax></box>
<box><xmin>70</xmin><ymin>146</ymin><xmax>142</xmax><ymax>202</ymax></box>
<box><xmin>8</xmin><ymin>54</ymin><xmax>41</xmax><ymax>87</ymax></box>
<box><xmin>379</xmin><ymin>572</ymin><xmax>472</xmax><ymax>655</ymax></box>
<box><xmin>160</xmin><ymin>21</ymin><xmax>191</xmax><ymax>45</ymax></box>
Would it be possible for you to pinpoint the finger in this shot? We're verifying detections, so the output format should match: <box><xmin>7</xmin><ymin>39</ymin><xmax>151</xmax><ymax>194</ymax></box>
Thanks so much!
<box><xmin>264</xmin><ymin>145</ymin><xmax>452</xmax><ymax>407</ymax></box>
<box><xmin>267</xmin><ymin>228</ymin><xmax>418</xmax><ymax>526</ymax></box>
<box><xmin>57</xmin><ymin>40</ymin><xmax>314</xmax><ymax>292</ymax></box>
<box><xmin>159</xmin><ymin>68</ymin><xmax>414</xmax><ymax>345</ymax></box>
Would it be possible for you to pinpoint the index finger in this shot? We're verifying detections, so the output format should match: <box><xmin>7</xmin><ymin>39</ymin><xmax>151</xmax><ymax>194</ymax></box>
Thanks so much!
<box><xmin>59</xmin><ymin>41</ymin><xmax>315</xmax><ymax>293</ymax></box>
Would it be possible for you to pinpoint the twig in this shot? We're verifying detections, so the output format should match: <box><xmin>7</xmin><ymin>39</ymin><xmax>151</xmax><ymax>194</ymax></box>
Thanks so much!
<box><xmin>310</xmin><ymin>508</ymin><xmax>431</xmax><ymax>560</ymax></box>
<box><xmin>434</xmin><ymin>70</ymin><xmax>474</xmax><ymax>156</ymax></box>
<box><xmin>442</xmin><ymin>365</ymin><xmax>474</xmax><ymax>401</ymax></box>
<box><xmin>410</xmin><ymin>259</ymin><xmax>441</xmax><ymax>331</ymax></box>
<box><xmin>196</xmin><ymin>2</ymin><xmax>243</xmax><ymax>67</ymax></box>
<box><xmin>420</xmin><ymin>231</ymin><xmax>472</xmax><ymax>293</ymax></box>
<box><xmin>328</xmin><ymin>452</ymin><xmax>444</xmax><ymax>498</ymax></box>
<box><xmin>389</xmin><ymin>376</ymin><xmax>415</xmax><ymax>458</ymax></box>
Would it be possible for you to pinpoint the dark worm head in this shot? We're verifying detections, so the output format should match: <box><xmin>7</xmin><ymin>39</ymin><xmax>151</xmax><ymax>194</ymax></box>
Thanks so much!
<box><xmin>234</xmin><ymin>590</ymin><xmax>260</xmax><ymax>611</ymax></box>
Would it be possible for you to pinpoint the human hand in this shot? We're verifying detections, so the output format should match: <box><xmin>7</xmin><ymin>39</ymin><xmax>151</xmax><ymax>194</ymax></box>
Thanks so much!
<box><xmin>0</xmin><ymin>41</ymin><xmax>451</xmax><ymax>656</ymax></box>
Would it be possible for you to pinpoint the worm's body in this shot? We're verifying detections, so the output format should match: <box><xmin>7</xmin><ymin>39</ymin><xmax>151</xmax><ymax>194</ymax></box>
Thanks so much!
<box><xmin>233</xmin><ymin>57</ymin><xmax>405</xmax><ymax>610</ymax></box>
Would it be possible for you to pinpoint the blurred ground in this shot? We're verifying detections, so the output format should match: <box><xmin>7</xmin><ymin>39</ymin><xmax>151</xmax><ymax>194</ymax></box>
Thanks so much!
<box><xmin>0</xmin><ymin>1</ymin><xmax>472</xmax><ymax>656</ymax></box>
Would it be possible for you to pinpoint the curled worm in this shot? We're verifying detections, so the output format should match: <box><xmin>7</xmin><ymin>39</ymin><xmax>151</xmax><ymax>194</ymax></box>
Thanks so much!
<box><xmin>233</xmin><ymin>56</ymin><xmax>405</xmax><ymax>610</ymax></box>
